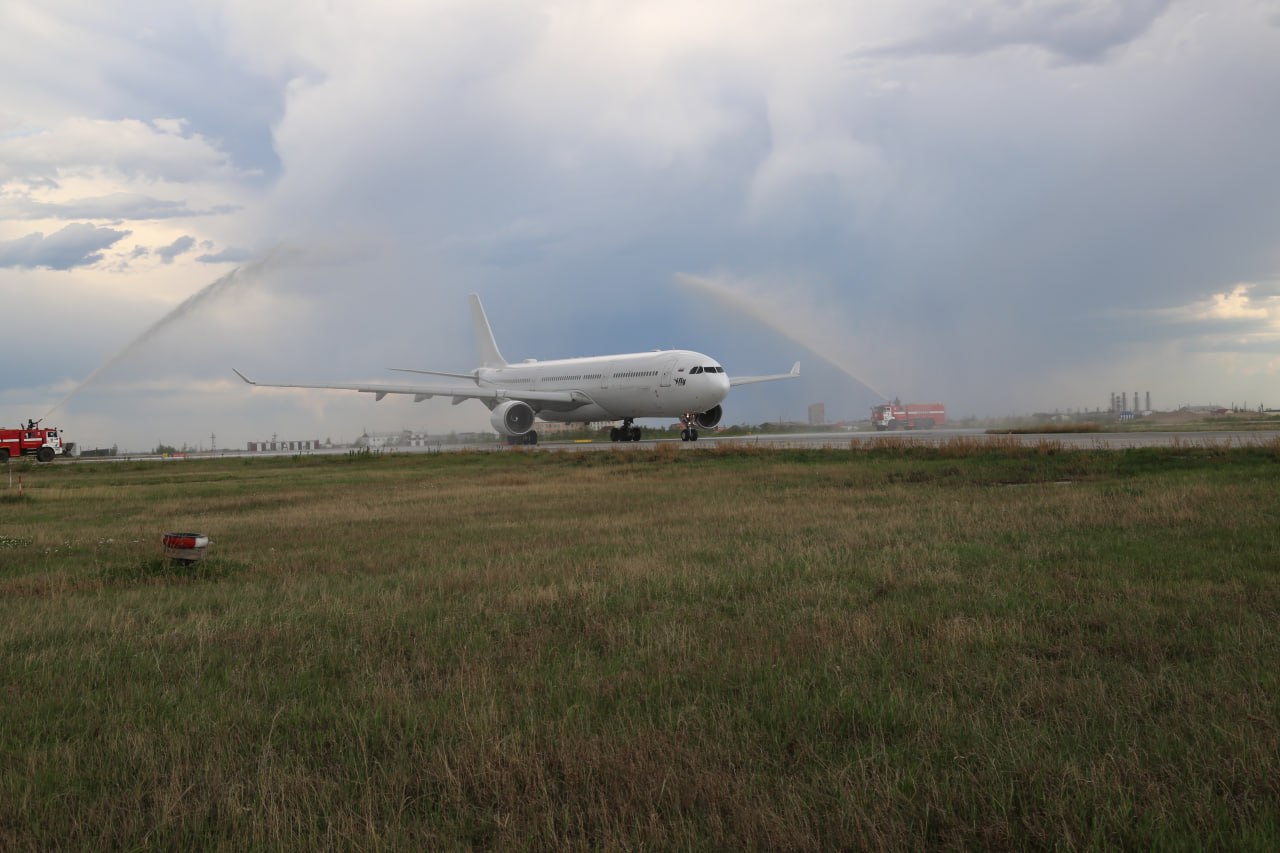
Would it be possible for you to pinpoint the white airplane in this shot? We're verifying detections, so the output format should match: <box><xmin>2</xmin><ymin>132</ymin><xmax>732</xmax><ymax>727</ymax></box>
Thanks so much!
<box><xmin>235</xmin><ymin>294</ymin><xmax>799</xmax><ymax>445</ymax></box>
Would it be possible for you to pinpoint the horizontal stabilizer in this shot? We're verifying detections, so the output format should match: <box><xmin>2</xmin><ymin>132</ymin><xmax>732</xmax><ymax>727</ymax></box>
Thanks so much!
<box><xmin>391</xmin><ymin>367</ymin><xmax>477</xmax><ymax>381</ymax></box>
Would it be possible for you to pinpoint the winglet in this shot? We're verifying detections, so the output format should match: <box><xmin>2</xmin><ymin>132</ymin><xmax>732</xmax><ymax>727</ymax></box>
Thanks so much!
<box><xmin>233</xmin><ymin>369</ymin><xmax>257</xmax><ymax>385</ymax></box>
<box><xmin>790</xmin><ymin>361</ymin><xmax>800</xmax><ymax>376</ymax></box>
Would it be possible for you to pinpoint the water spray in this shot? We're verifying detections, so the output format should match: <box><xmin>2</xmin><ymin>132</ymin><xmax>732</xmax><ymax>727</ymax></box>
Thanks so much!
<box><xmin>676</xmin><ymin>272</ymin><xmax>889</xmax><ymax>400</ymax></box>
<box><xmin>44</xmin><ymin>248</ymin><xmax>293</xmax><ymax>419</ymax></box>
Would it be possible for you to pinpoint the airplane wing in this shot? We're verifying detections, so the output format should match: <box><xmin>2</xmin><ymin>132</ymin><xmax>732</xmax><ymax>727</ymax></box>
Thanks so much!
<box><xmin>729</xmin><ymin>361</ymin><xmax>800</xmax><ymax>387</ymax></box>
<box><xmin>232</xmin><ymin>369</ymin><xmax>590</xmax><ymax>408</ymax></box>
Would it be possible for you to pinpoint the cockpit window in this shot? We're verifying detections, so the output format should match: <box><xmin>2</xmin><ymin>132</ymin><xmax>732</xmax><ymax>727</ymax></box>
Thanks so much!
<box><xmin>690</xmin><ymin>366</ymin><xmax>703</xmax><ymax>374</ymax></box>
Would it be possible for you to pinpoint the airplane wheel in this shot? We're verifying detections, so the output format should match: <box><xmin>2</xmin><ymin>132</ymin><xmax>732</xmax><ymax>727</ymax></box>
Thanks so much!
<box><xmin>680</xmin><ymin>429</ymin><xmax>689</xmax><ymax>442</ymax></box>
<box><xmin>690</xmin><ymin>429</ymin><xmax>699</xmax><ymax>441</ymax></box>
<box><xmin>630</xmin><ymin>427</ymin><xmax>641</xmax><ymax>442</ymax></box>
<box><xmin>527</xmin><ymin>431</ymin><xmax>538</xmax><ymax>446</ymax></box>
<box><xmin>610</xmin><ymin>427</ymin><xmax>620</xmax><ymax>442</ymax></box>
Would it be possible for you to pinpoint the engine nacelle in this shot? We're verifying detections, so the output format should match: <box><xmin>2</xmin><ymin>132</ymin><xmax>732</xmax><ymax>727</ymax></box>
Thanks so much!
<box><xmin>694</xmin><ymin>405</ymin><xmax>723</xmax><ymax>429</ymax></box>
<box><xmin>490</xmin><ymin>400</ymin><xmax>536</xmax><ymax>437</ymax></box>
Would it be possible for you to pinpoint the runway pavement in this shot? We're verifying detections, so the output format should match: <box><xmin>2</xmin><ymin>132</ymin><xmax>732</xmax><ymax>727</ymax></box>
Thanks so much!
<box><xmin>54</xmin><ymin>426</ymin><xmax>1280</xmax><ymax>463</ymax></box>
<box><xmin>532</xmin><ymin>427</ymin><xmax>1280</xmax><ymax>452</ymax></box>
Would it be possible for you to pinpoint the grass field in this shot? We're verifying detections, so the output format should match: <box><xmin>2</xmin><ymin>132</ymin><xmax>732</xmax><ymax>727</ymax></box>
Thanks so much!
<box><xmin>2</xmin><ymin>442</ymin><xmax>1278</xmax><ymax>848</ymax></box>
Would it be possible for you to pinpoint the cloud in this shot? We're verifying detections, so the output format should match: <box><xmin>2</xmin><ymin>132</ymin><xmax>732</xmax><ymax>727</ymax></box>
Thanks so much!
<box><xmin>1147</xmin><ymin>282</ymin><xmax>1280</xmax><ymax>334</ymax></box>
<box><xmin>859</xmin><ymin>0</ymin><xmax>1174</xmax><ymax>64</ymax></box>
<box><xmin>155</xmin><ymin>234</ymin><xmax>196</xmax><ymax>263</ymax></box>
<box><xmin>0</xmin><ymin>223</ymin><xmax>129</xmax><ymax>270</ymax></box>
<box><xmin>0</xmin><ymin>191</ymin><xmax>237</xmax><ymax>222</ymax></box>
<box><xmin>0</xmin><ymin>117</ymin><xmax>246</xmax><ymax>183</ymax></box>
<box><xmin>4</xmin><ymin>1</ymin><xmax>1280</xmax><ymax>446</ymax></box>
<box><xmin>1199</xmin><ymin>284</ymin><xmax>1275</xmax><ymax>322</ymax></box>
<box><xmin>196</xmin><ymin>246</ymin><xmax>254</xmax><ymax>264</ymax></box>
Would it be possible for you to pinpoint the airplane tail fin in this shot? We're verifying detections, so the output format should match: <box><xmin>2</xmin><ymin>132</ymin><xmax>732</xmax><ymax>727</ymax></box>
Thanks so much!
<box><xmin>469</xmin><ymin>294</ymin><xmax>508</xmax><ymax>368</ymax></box>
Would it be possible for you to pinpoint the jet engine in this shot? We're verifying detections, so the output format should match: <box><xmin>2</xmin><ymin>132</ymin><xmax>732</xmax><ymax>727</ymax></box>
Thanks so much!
<box><xmin>490</xmin><ymin>399</ymin><xmax>536</xmax><ymax>437</ymax></box>
<box><xmin>694</xmin><ymin>405</ymin><xmax>723</xmax><ymax>429</ymax></box>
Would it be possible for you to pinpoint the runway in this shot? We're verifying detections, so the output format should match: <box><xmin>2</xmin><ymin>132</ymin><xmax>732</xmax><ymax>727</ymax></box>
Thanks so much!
<box><xmin>527</xmin><ymin>427</ymin><xmax>1280</xmax><ymax>452</ymax></box>
<box><xmin>57</xmin><ymin>426</ymin><xmax>1280</xmax><ymax>463</ymax></box>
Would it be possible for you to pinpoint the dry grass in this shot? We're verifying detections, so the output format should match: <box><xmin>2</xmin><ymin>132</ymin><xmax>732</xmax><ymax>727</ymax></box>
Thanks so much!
<box><xmin>987</xmin><ymin>422</ymin><xmax>1105</xmax><ymax>434</ymax></box>
<box><xmin>1</xmin><ymin>447</ymin><xmax>1279</xmax><ymax>848</ymax></box>
<box><xmin>851</xmin><ymin>434</ymin><xmax>1069</xmax><ymax>456</ymax></box>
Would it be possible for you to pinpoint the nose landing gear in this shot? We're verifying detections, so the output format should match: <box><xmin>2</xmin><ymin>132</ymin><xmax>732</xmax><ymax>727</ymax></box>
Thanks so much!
<box><xmin>679</xmin><ymin>416</ymin><xmax>699</xmax><ymax>442</ymax></box>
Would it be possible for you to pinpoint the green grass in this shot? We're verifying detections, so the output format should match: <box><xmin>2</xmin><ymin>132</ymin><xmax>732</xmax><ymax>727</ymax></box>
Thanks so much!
<box><xmin>986</xmin><ymin>414</ymin><xmax>1280</xmax><ymax>434</ymax></box>
<box><xmin>2</xmin><ymin>445</ymin><xmax>1279</xmax><ymax>848</ymax></box>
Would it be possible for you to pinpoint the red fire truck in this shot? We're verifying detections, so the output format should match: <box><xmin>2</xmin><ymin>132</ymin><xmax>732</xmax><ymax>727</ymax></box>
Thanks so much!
<box><xmin>0</xmin><ymin>423</ymin><xmax>69</xmax><ymax>462</ymax></box>
<box><xmin>871</xmin><ymin>401</ymin><xmax>946</xmax><ymax>431</ymax></box>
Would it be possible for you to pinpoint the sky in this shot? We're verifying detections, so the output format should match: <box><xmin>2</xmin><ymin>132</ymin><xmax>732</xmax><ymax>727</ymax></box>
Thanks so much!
<box><xmin>2</xmin><ymin>0</ymin><xmax>1279</xmax><ymax>451</ymax></box>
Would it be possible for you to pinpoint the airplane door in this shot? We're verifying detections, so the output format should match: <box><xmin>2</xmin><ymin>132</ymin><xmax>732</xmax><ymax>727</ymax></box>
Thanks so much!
<box><xmin>600</xmin><ymin>363</ymin><xmax>613</xmax><ymax>390</ymax></box>
<box><xmin>659</xmin><ymin>356</ymin><xmax>676</xmax><ymax>387</ymax></box>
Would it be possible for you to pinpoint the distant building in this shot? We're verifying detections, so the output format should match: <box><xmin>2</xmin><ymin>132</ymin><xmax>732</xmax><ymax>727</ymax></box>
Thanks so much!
<box><xmin>247</xmin><ymin>439</ymin><xmax>322</xmax><ymax>452</ymax></box>
<box><xmin>535</xmin><ymin>421</ymin><xmax>609</xmax><ymax>435</ymax></box>
<box><xmin>808</xmin><ymin>403</ymin><xmax>826</xmax><ymax>426</ymax></box>
<box><xmin>354</xmin><ymin>430</ymin><xmax>432</xmax><ymax>449</ymax></box>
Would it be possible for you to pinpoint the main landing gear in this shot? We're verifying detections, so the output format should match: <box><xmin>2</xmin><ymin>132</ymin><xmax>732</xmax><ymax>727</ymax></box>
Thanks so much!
<box><xmin>679</xmin><ymin>416</ymin><xmax>699</xmax><ymax>442</ymax></box>
<box><xmin>610</xmin><ymin>420</ymin><xmax>642</xmax><ymax>442</ymax></box>
<box><xmin>507</xmin><ymin>431</ymin><xmax>538</xmax><ymax>446</ymax></box>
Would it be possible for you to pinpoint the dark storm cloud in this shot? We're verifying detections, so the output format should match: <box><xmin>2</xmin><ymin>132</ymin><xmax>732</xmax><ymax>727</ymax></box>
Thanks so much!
<box><xmin>860</xmin><ymin>0</ymin><xmax>1173</xmax><ymax>63</ymax></box>
<box><xmin>0</xmin><ymin>223</ymin><xmax>129</xmax><ymax>270</ymax></box>
<box><xmin>6</xmin><ymin>1</ymin><xmax>1280</xmax><ymax>443</ymax></box>
<box><xmin>239</xmin><ymin>0</ymin><xmax>1279</xmax><ymax>420</ymax></box>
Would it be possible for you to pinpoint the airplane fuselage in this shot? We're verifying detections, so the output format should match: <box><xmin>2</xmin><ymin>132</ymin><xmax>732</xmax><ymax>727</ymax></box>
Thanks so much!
<box><xmin>235</xmin><ymin>293</ymin><xmax>796</xmax><ymax>444</ymax></box>
<box><xmin>478</xmin><ymin>349</ymin><xmax>729</xmax><ymax>423</ymax></box>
